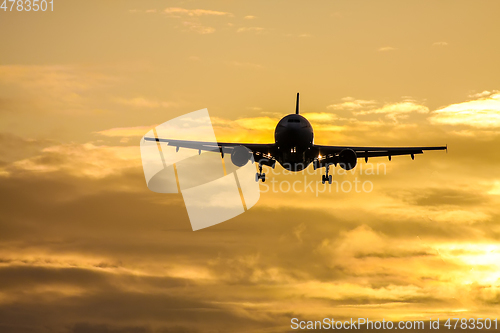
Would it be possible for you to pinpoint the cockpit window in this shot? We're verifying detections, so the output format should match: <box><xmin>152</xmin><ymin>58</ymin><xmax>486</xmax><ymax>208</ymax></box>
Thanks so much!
<box><xmin>287</xmin><ymin>119</ymin><xmax>300</xmax><ymax>123</ymax></box>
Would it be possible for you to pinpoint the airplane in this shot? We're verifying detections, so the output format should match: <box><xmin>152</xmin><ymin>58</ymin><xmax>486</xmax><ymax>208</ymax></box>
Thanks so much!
<box><xmin>145</xmin><ymin>93</ymin><xmax>447</xmax><ymax>184</ymax></box>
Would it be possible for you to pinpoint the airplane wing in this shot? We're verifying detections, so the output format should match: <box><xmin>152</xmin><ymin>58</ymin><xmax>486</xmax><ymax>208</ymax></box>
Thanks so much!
<box><xmin>144</xmin><ymin>137</ymin><xmax>446</xmax><ymax>165</ymax></box>
<box><xmin>143</xmin><ymin>137</ymin><xmax>276</xmax><ymax>161</ymax></box>
<box><xmin>314</xmin><ymin>144</ymin><xmax>447</xmax><ymax>161</ymax></box>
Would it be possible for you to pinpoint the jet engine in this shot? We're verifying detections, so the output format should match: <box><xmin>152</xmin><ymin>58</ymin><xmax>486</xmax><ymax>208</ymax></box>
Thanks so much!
<box><xmin>338</xmin><ymin>149</ymin><xmax>357</xmax><ymax>170</ymax></box>
<box><xmin>231</xmin><ymin>146</ymin><xmax>252</xmax><ymax>167</ymax></box>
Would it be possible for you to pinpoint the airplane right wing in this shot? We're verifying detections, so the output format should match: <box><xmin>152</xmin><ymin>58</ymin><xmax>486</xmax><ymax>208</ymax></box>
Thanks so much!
<box><xmin>143</xmin><ymin>137</ymin><xmax>276</xmax><ymax>165</ymax></box>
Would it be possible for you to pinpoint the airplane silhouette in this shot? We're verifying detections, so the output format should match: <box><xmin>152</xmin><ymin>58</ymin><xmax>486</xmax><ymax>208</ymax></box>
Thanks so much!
<box><xmin>146</xmin><ymin>93</ymin><xmax>446</xmax><ymax>184</ymax></box>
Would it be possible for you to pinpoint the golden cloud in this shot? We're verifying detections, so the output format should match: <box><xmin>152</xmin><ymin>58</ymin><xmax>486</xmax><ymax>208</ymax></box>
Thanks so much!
<box><xmin>236</xmin><ymin>27</ymin><xmax>265</xmax><ymax>33</ymax></box>
<box><xmin>354</xmin><ymin>101</ymin><xmax>429</xmax><ymax>117</ymax></box>
<box><xmin>0</xmin><ymin>65</ymin><xmax>116</xmax><ymax>115</ymax></box>
<box><xmin>5</xmin><ymin>143</ymin><xmax>140</xmax><ymax>179</ymax></box>
<box><xmin>230</xmin><ymin>61</ymin><xmax>263</xmax><ymax>69</ymax></box>
<box><xmin>95</xmin><ymin>126</ymin><xmax>157</xmax><ymax>138</ymax></box>
<box><xmin>164</xmin><ymin>7</ymin><xmax>232</xmax><ymax>17</ymax></box>
<box><xmin>378</xmin><ymin>46</ymin><xmax>397</xmax><ymax>52</ymax></box>
<box><xmin>301</xmin><ymin>112</ymin><xmax>337</xmax><ymax>122</ymax></box>
<box><xmin>429</xmin><ymin>91</ymin><xmax>500</xmax><ymax>128</ymax></box>
<box><xmin>182</xmin><ymin>21</ymin><xmax>216</xmax><ymax>34</ymax></box>
<box><xmin>161</xmin><ymin>7</ymin><xmax>233</xmax><ymax>34</ymax></box>
<box><xmin>327</xmin><ymin>98</ymin><xmax>376</xmax><ymax>110</ymax></box>
<box><xmin>115</xmin><ymin>97</ymin><xmax>175</xmax><ymax>108</ymax></box>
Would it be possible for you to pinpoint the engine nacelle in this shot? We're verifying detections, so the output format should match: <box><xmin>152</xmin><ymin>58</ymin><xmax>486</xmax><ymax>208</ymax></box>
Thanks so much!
<box><xmin>338</xmin><ymin>149</ymin><xmax>357</xmax><ymax>170</ymax></box>
<box><xmin>231</xmin><ymin>146</ymin><xmax>252</xmax><ymax>167</ymax></box>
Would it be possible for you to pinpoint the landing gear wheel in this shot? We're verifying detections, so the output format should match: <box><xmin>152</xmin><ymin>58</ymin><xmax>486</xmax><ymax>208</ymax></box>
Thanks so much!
<box><xmin>328</xmin><ymin>175</ymin><xmax>332</xmax><ymax>184</ymax></box>
<box><xmin>255</xmin><ymin>163</ymin><xmax>266</xmax><ymax>182</ymax></box>
<box><xmin>321</xmin><ymin>175</ymin><xmax>326</xmax><ymax>184</ymax></box>
<box><xmin>256</xmin><ymin>172</ymin><xmax>266</xmax><ymax>182</ymax></box>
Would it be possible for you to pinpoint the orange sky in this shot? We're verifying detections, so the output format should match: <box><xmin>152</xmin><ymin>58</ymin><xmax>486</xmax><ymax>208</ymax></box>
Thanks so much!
<box><xmin>1</xmin><ymin>1</ymin><xmax>500</xmax><ymax>332</ymax></box>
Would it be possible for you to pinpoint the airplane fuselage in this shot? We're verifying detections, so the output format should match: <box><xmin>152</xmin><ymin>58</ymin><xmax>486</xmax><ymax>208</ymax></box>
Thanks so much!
<box><xmin>274</xmin><ymin>114</ymin><xmax>315</xmax><ymax>171</ymax></box>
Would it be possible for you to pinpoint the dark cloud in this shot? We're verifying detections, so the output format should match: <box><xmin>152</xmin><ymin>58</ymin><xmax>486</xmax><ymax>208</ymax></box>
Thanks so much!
<box><xmin>386</xmin><ymin>187</ymin><xmax>490</xmax><ymax>209</ymax></box>
<box><xmin>411</xmin><ymin>188</ymin><xmax>488</xmax><ymax>207</ymax></box>
<box><xmin>0</xmin><ymin>134</ymin><xmax>56</xmax><ymax>164</ymax></box>
<box><xmin>0</xmin><ymin>264</ymin><xmax>271</xmax><ymax>332</ymax></box>
<box><xmin>354</xmin><ymin>250</ymin><xmax>434</xmax><ymax>259</ymax></box>
<box><xmin>71</xmin><ymin>323</ymin><xmax>152</xmax><ymax>333</ymax></box>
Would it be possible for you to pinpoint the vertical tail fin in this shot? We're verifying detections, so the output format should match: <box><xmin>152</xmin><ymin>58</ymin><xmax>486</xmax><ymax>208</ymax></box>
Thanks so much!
<box><xmin>295</xmin><ymin>92</ymin><xmax>299</xmax><ymax>114</ymax></box>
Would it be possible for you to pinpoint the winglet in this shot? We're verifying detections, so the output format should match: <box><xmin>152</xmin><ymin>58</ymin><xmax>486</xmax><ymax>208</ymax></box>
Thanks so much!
<box><xmin>296</xmin><ymin>92</ymin><xmax>300</xmax><ymax>115</ymax></box>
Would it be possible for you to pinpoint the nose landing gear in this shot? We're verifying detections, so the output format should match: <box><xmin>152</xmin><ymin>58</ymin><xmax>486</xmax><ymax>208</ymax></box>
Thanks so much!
<box><xmin>321</xmin><ymin>164</ymin><xmax>332</xmax><ymax>184</ymax></box>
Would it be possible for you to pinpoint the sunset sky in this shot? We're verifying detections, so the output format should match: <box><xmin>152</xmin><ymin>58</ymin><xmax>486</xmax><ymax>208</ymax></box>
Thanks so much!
<box><xmin>2</xmin><ymin>1</ymin><xmax>500</xmax><ymax>332</ymax></box>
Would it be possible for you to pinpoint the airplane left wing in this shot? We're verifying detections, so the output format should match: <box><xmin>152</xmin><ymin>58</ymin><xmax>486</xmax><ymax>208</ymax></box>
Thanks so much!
<box><xmin>313</xmin><ymin>144</ymin><xmax>447</xmax><ymax>162</ymax></box>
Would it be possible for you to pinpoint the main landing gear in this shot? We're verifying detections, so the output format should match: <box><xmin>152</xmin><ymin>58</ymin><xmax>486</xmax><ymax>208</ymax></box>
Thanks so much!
<box><xmin>255</xmin><ymin>163</ymin><xmax>266</xmax><ymax>182</ymax></box>
<box><xmin>322</xmin><ymin>164</ymin><xmax>332</xmax><ymax>184</ymax></box>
